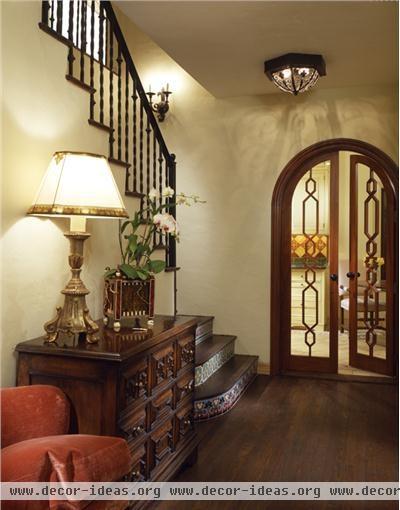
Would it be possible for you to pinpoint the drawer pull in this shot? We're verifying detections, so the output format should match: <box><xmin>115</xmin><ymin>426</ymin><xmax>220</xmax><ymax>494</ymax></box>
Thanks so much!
<box><xmin>184</xmin><ymin>418</ymin><xmax>191</xmax><ymax>426</ymax></box>
<box><xmin>135</xmin><ymin>381</ymin><xmax>144</xmax><ymax>388</ymax></box>
<box><xmin>184</xmin><ymin>381</ymin><xmax>193</xmax><ymax>392</ymax></box>
<box><xmin>181</xmin><ymin>344</ymin><xmax>195</xmax><ymax>364</ymax></box>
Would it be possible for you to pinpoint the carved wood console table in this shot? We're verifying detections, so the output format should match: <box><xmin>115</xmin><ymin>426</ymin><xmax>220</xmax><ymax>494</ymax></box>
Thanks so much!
<box><xmin>16</xmin><ymin>315</ymin><xmax>198</xmax><ymax>484</ymax></box>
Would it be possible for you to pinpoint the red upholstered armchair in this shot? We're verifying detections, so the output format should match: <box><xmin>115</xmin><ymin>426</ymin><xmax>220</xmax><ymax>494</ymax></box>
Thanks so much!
<box><xmin>1</xmin><ymin>385</ymin><xmax>132</xmax><ymax>510</ymax></box>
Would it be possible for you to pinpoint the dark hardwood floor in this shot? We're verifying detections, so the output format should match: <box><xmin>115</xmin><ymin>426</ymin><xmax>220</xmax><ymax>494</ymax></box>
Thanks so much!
<box><xmin>156</xmin><ymin>375</ymin><xmax>398</xmax><ymax>510</ymax></box>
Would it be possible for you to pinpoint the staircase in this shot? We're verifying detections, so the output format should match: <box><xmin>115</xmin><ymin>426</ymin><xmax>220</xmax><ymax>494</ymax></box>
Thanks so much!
<box><xmin>39</xmin><ymin>0</ymin><xmax>178</xmax><ymax>308</ymax></box>
<box><xmin>183</xmin><ymin>316</ymin><xmax>258</xmax><ymax>421</ymax></box>
<box><xmin>39</xmin><ymin>1</ymin><xmax>259</xmax><ymax>413</ymax></box>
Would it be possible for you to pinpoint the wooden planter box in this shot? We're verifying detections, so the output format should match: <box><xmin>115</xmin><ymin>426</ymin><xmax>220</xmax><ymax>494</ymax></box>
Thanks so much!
<box><xmin>104</xmin><ymin>275</ymin><xmax>155</xmax><ymax>331</ymax></box>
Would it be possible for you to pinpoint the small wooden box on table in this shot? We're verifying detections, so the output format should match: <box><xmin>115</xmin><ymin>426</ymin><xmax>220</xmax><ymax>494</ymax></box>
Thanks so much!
<box><xmin>16</xmin><ymin>315</ymin><xmax>198</xmax><ymax>486</ymax></box>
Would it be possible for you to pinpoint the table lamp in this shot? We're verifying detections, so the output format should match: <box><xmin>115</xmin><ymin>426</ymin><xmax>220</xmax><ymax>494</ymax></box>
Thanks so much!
<box><xmin>27</xmin><ymin>151</ymin><xmax>128</xmax><ymax>344</ymax></box>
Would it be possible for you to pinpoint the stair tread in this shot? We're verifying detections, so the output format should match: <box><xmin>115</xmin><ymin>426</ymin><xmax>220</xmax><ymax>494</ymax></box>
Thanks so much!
<box><xmin>178</xmin><ymin>315</ymin><xmax>215</xmax><ymax>326</ymax></box>
<box><xmin>195</xmin><ymin>354</ymin><xmax>258</xmax><ymax>400</ymax></box>
<box><xmin>108</xmin><ymin>157</ymin><xmax>131</xmax><ymax>168</ymax></box>
<box><xmin>125</xmin><ymin>191</ymin><xmax>145</xmax><ymax>199</ymax></box>
<box><xmin>195</xmin><ymin>334</ymin><xmax>236</xmax><ymax>366</ymax></box>
<box><xmin>65</xmin><ymin>74</ymin><xmax>95</xmax><ymax>93</ymax></box>
<box><xmin>177</xmin><ymin>314</ymin><xmax>214</xmax><ymax>341</ymax></box>
<box><xmin>88</xmin><ymin>119</ymin><xmax>112</xmax><ymax>133</ymax></box>
<box><xmin>164</xmin><ymin>266</ymin><xmax>181</xmax><ymax>272</ymax></box>
<box><xmin>153</xmin><ymin>243</ymin><xmax>167</xmax><ymax>251</ymax></box>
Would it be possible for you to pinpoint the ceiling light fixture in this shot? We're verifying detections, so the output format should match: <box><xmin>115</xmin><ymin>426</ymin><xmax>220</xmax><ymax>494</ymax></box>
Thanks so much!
<box><xmin>264</xmin><ymin>53</ymin><xmax>326</xmax><ymax>95</ymax></box>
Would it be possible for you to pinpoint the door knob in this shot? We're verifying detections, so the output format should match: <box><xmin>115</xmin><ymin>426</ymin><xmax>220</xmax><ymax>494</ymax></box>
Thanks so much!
<box><xmin>346</xmin><ymin>271</ymin><xmax>360</xmax><ymax>279</ymax></box>
<box><xmin>330</xmin><ymin>274</ymin><xmax>338</xmax><ymax>281</ymax></box>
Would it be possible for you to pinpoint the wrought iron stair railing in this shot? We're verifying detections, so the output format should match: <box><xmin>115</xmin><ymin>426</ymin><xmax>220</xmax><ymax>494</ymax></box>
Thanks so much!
<box><xmin>40</xmin><ymin>0</ymin><xmax>177</xmax><ymax>270</ymax></box>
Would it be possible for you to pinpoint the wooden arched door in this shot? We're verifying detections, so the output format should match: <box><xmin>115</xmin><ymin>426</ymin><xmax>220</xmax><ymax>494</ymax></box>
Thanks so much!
<box><xmin>270</xmin><ymin>139</ymin><xmax>398</xmax><ymax>377</ymax></box>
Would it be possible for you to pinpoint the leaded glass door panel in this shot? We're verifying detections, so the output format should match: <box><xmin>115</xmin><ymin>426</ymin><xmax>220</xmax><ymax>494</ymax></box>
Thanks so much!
<box><xmin>286</xmin><ymin>154</ymin><xmax>338</xmax><ymax>373</ymax></box>
<box><xmin>348</xmin><ymin>155</ymin><xmax>395</xmax><ymax>375</ymax></box>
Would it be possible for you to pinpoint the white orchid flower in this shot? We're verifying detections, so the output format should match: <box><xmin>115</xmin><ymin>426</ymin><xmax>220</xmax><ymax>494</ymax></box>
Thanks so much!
<box><xmin>162</xmin><ymin>186</ymin><xmax>175</xmax><ymax>198</ymax></box>
<box><xmin>153</xmin><ymin>213</ymin><xmax>179</xmax><ymax>237</ymax></box>
<box><xmin>153</xmin><ymin>213</ymin><xmax>163</xmax><ymax>226</ymax></box>
<box><xmin>148</xmin><ymin>188</ymin><xmax>160</xmax><ymax>201</ymax></box>
<box><xmin>161</xmin><ymin>214</ymin><xmax>177</xmax><ymax>233</ymax></box>
<box><xmin>176</xmin><ymin>194</ymin><xmax>187</xmax><ymax>205</ymax></box>
<box><xmin>172</xmin><ymin>221</ymin><xmax>180</xmax><ymax>239</ymax></box>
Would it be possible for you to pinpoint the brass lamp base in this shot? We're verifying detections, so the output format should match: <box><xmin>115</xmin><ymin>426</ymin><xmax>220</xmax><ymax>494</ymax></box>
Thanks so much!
<box><xmin>44</xmin><ymin>231</ymin><xmax>99</xmax><ymax>344</ymax></box>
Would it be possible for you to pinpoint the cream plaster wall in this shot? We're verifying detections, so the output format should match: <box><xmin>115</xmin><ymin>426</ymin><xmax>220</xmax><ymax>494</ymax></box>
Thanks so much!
<box><xmin>0</xmin><ymin>2</ymin><xmax>173</xmax><ymax>386</ymax></box>
<box><xmin>116</xmin><ymin>8</ymin><xmax>398</xmax><ymax>372</ymax></box>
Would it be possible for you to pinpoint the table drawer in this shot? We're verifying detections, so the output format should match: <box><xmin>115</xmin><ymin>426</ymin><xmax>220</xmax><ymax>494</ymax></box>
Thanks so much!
<box><xmin>151</xmin><ymin>343</ymin><xmax>175</xmax><ymax>393</ymax></box>
<box><xmin>177</xmin><ymin>333</ymin><xmax>195</xmax><ymax>372</ymax></box>
<box><xmin>174</xmin><ymin>370</ymin><xmax>194</xmax><ymax>408</ymax></box>
<box><xmin>127</xmin><ymin>441</ymin><xmax>147</xmax><ymax>481</ymax></box>
<box><xmin>149</xmin><ymin>386</ymin><xmax>174</xmax><ymax>427</ymax></box>
<box><xmin>175</xmin><ymin>402</ymin><xmax>194</xmax><ymax>446</ymax></box>
<box><xmin>149</xmin><ymin>418</ymin><xmax>174</xmax><ymax>473</ymax></box>
<box><xmin>119</xmin><ymin>405</ymin><xmax>146</xmax><ymax>444</ymax></box>
<box><xmin>121</xmin><ymin>359</ymin><xmax>149</xmax><ymax>412</ymax></box>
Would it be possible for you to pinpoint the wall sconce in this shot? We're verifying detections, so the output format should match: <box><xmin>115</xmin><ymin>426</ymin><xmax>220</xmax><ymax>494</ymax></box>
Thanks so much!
<box><xmin>146</xmin><ymin>84</ymin><xmax>172</xmax><ymax>122</ymax></box>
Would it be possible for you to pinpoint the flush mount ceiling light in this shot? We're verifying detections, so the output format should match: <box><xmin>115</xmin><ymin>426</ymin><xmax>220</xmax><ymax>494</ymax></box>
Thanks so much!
<box><xmin>264</xmin><ymin>53</ymin><xmax>326</xmax><ymax>95</ymax></box>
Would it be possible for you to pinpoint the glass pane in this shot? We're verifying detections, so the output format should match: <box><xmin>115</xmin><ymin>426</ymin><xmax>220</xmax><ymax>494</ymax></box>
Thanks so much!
<box><xmin>356</xmin><ymin>164</ymin><xmax>386</xmax><ymax>359</ymax></box>
<box><xmin>290</xmin><ymin>161</ymin><xmax>330</xmax><ymax>357</ymax></box>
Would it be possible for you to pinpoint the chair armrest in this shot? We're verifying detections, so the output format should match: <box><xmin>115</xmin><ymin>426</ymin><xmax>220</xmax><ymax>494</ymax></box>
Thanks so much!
<box><xmin>2</xmin><ymin>434</ymin><xmax>131</xmax><ymax>486</ymax></box>
<box><xmin>1</xmin><ymin>385</ymin><xmax>70</xmax><ymax>447</ymax></box>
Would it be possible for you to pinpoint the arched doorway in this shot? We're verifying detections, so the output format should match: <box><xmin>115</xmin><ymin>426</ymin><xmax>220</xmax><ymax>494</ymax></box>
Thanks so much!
<box><xmin>270</xmin><ymin>139</ymin><xmax>398</xmax><ymax>377</ymax></box>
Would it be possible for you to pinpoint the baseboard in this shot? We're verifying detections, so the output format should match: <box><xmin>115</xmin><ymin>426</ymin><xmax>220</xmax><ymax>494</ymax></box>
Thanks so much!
<box><xmin>257</xmin><ymin>362</ymin><xmax>270</xmax><ymax>375</ymax></box>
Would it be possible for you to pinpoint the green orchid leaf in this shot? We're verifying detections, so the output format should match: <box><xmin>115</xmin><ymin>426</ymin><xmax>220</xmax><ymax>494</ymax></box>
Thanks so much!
<box><xmin>135</xmin><ymin>243</ymin><xmax>149</xmax><ymax>256</ymax></box>
<box><xmin>104</xmin><ymin>268</ymin><xmax>117</xmax><ymax>278</ymax></box>
<box><xmin>134</xmin><ymin>246</ymin><xmax>144</xmax><ymax>258</ymax></box>
<box><xmin>136</xmin><ymin>269</ymin><xmax>149</xmax><ymax>280</ymax></box>
<box><xmin>120</xmin><ymin>264</ymin><xmax>138</xmax><ymax>279</ymax></box>
<box><xmin>120</xmin><ymin>220</ymin><xmax>130</xmax><ymax>233</ymax></box>
<box><xmin>127</xmin><ymin>252</ymin><xmax>136</xmax><ymax>263</ymax></box>
<box><xmin>128</xmin><ymin>234</ymin><xmax>138</xmax><ymax>253</ymax></box>
<box><xmin>131</xmin><ymin>212</ymin><xmax>141</xmax><ymax>230</ymax></box>
<box><xmin>149</xmin><ymin>260</ymin><xmax>166</xmax><ymax>274</ymax></box>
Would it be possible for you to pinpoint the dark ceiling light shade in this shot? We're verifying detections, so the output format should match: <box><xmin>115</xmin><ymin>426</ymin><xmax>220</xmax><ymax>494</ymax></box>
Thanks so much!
<box><xmin>264</xmin><ymin>53</ymin><xmax>326</xmax><ymax>95</ymax></box>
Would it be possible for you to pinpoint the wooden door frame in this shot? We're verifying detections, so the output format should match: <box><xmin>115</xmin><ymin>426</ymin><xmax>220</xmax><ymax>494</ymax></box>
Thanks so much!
<box><xmin>270</xmin><ymin>138</ymin><xmax>398</xmax><ymax>376</ymax></box>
